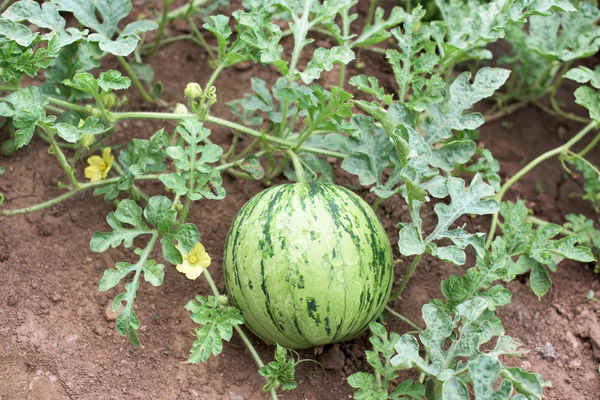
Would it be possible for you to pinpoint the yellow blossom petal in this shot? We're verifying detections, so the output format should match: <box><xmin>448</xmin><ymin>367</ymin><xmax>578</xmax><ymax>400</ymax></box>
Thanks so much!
<box><xmin>87</xmin><ymin>155</ymin><xmax>105</xmax><ymax>167</ymax></box>
<box><xmin>176</xmin><ymin>242</ymin><xmax>211</xmax><ymax>280</ymax></box>
<box><xmin>102</xmin><ymin>147</ymin><xmax>114</xmax><ymax>179</ymax></box>
<box><xmin>84</xmin><ymin>165</ymin><xmax>103</xmax><ymax>182</ymax></box>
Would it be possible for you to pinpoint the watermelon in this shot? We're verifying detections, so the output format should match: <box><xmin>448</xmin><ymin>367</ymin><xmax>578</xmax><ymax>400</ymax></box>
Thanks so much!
<box><xmin>223</xmin><ymin>182</ymin><xmax>394</xmax><ymax>349</ymax></box>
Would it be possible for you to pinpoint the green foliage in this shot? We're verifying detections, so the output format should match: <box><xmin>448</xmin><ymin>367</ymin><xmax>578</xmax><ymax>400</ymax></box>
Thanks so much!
<box><xmin>436</xmin><ymin>0</ymin><xmax>575</xmax><ymax>66</ymax></box>
<box><xmin>0</xmin><ymin>86</ymin><xmax>54</xmax><ymax>148</ymax></box>
<box><xmin>258</xmin><ymin>344</ymin><xmax>298</xmax><ymax>392</ymax></box>
<box><xmin>90</xmin><ymin>198</ymin><xmax>200</xmax><ymax>345</ymax></box>
<box><xmin>0</xmin><ymin>35</ymin><xmax>60</xmax><ymax>83</ymax></box>
<box><xmin>160</xmin><ymin>119</ymin><xmax>225</xmax><ymax>200</ymax></box>
<box><xmin>498</xmin><ymin>201</ymin><xmax>595</xmax><ymax>298</ymax></box>
<box><xmin>347</xmin><ymin>322</ymin><xmax>425</xmax><ymax>400</ymax></box>
<box><xmin>185</xmin><ymin>295</ymin><xmax>244</xmax><ymax>363</ymax></box>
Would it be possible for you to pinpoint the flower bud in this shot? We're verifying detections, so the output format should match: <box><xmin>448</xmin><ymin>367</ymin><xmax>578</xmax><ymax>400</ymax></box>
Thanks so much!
<box><xmin>185</xmin><ymin>82</ymin><xmax>203</xmax><ymax>99</ymax></box>
<box><xmin>101</xmin><ymin>93</ymin><xmax>117</xmax><ymax>110</ymax></box>
<box><xmin>80</xmin><ymin>133</ymin><xmax>95</xmax><ymax>149</ymax></box>
<box><xmin>173</xmin><ymin>103</ymin><xmax>189</xmax><ymax>115</ymax></box>
<box><xmin>217</xmin><ymin>295</ymin><xmax>229</xmax><ymax>306</ymax></box>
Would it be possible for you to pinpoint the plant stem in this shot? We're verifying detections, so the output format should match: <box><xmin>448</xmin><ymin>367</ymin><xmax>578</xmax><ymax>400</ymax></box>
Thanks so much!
<box><xmin>485</xmin><ymin>120</ymin><xmax>599</xmax><ymax>248</ymax></box>
<box><xmin>201</xmin><ymin>270</ymin><xmax>278</xmax><ymax>400</ymax></box>
<box><xmin>579</xmin><ymin>132</ymin><xmax>600</xmax><ymax>157</ymax></box>
<box><xmin>48</xmin><ymin>133</ymin><xmax>81</xmax><ymax>189</ymax></box>
<box><xmin>337</xmin><ymin>8</ymin><xmax>351</xmax><ymax>90</ymax></box>
<box><xmin>371</xmin><ymin>196</ymin><xmax>383</xmax><ymax>211</ymax></box>
<box><xmin>286</xmin><ymin>149</ymin><xmax>305</xmax><ymax>182</ymax></box>
<box><xmin>116</xmin><ymin>56</ymin><xmax>154</xmax><ymax>105</ymax></box>
<box><xmin>47</xmin><ymin>96</ymin><xmax>90</xmax><ymax>114</ymax></box>
<box><xmin>164</xmin><ymin>0</ymin><xmax>209</xmax><ymax>20</ymax></box>
<box><xmin>484</xmin><ymin>100</ymin><xmax>529</xmax><ymax>122</ymax></box>
<box><xmin>388</xmin><ymin>255</ymin><xmax>422</xmax><ymax>301</ymax></box>
<box><xmin>366</xmin><ymin>0</ymin><xmax>377</xmax><ymax>25</ymax></box>
<box><xmin>188</xmin><ymin>17</ymin><xmax>217</xmax><ymax>63</ymax></box>
<box><xmin>384</xmin><ymin>306</ymin><xmax>423</xmax><ymax>331</ymax></box>
<box><xmin>549</xmin><ymin>95</ymin><xmax>590</xmax><ymax>124</ymax></box>
<box><xmin>146</xmin><ymin>0</ymin><xmax>172</xmax><ymax>56</ymax></box>
<box><xmin>204</xmin><ymin>115</ymin><xmax>346</xmax><ymax>159</ymax></box>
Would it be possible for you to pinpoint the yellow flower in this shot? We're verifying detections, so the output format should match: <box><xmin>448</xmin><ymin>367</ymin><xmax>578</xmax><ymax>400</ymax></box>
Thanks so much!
<box><xmin>176</xmin><ymin>242</ymin><xmax>211</xmax><ymax>280</ymax></box>
<box><xmin>84</xmin><ymin>147</ymin><xmax>114</xmax><ymax>182</ymax></box>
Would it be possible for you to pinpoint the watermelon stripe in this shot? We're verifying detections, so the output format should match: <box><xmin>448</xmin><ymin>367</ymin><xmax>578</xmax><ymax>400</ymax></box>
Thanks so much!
<box><xmin>224</xmin><ymin>183</ymin><xmax>393</xmax><ymax>349</ymax></box>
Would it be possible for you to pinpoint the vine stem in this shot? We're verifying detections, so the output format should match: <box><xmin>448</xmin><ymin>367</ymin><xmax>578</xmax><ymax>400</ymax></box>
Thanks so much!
<box><xmin>388</xmin><ymin>255</ymin><xmax>422</xmax><ymax>302</ymax></box>
<box><xmin>0</xmin><ymin>151</ymin><xmax>263</xmax><ymax>216</ymax></box>
<box><xmin>579</xmin><ymin>132</ymin><xmax>600</xmax><ymax>157</ymax></box>
<box><xmin>146</xmin><ymin>0</ymin><xmax>173</xmax><ymax>56</ymax></box>
<box><xmin>164</xmin><ymin>0</ymin><xmax>209</xmax><ymax>20</ymax></box>
<box><xmin>47</xmin><ymin>133</ymin><xmax>81</xmax><ymax>189</ymax></box>
<box><xmin>286</xmin><ymin>149</ymin><xmax>305</xmax><ymax>182</ymax></box>
<box><xmin>116</xmin><ymin>56</ymin><xmax>154</xmax><ymax>105</ymax></box>
<box><xmin>384</xmin><ymin>306</ymin><xmax>423</xmax><ymax>331</ymax></box>
<box><xmin>485</xmin><ymin>120</ymin><xmax>599</xmax><ymax>248</ymax></box>
<box><xmin>484</xmin><ymin>100</ymin><xmax>529</xmax><ymax>123</ymax></box>
<box><xmin>201</xmin><ymin>269</ymin><xmax>278</xmax><ymax>400</ymax></box>
<box><xmin>0</xmin><ymin>175</ymin><xmax>158</xmax><ymax>216</ymax></box>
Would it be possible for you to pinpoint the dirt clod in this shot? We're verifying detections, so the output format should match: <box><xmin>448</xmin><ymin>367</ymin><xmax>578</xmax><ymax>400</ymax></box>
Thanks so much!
<box><xmin>319</xmin><ymin>344</ymin><xmax>345</xmax><ymax>371</ymax></box>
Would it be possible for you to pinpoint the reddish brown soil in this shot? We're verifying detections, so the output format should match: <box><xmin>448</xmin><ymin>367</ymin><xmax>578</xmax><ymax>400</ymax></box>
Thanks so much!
<box><xmin>1</xmin><ymin>1</ymin><xmax>600</xmax><ymax>399</ymax></box>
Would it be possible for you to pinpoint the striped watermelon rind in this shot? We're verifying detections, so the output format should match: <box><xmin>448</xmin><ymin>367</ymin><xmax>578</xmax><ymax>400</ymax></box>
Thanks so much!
<box><xmin>223</xmin><ymin>182</ymin><xmax>394</xmax><ymax>349</ymax></box>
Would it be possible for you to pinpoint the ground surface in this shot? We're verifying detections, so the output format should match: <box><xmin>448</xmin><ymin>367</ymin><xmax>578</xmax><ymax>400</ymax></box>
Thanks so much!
<box><xmin>1</xmin><ymin>1</ymin><xmax>600</xmax><ymax>399</ymax></box>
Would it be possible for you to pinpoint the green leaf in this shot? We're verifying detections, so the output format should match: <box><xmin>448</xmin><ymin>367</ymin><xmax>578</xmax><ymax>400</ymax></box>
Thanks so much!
<box><xmin>437</xmin><ymin>0</ymin><xmax>575</xmax><ymax>65</ymax></box>
<box><xmin>399</xmin><ymin>175</ymin><xmax>498</xmax><ymax>265</ymax></box>
<box><xmin>0</xmin><ymin>86</ymin><xmax>53</xmax><ymax>148</ymax></box>
<box><xmin>142</xmin><ymin>196</ymin><xmax>199</xmax><ymax>264</ymax></box>
<box><xmin>503</xmin><ymin>367</ymin><xmax>544</xmax><ymax>399</ymax></box>
<box><xmin>90</xmin><ymin>200</ymin><xmax>151</xmax><ymax>252</ymax></box>
<box><xmin>0</xmin><ymin>16</ymin><xmax>37</xmax><ymax>47</ymax></box>
<box><xmin>53</xmin><ymin>0</ymin><xmax>158</xmax><ymax>56</ymax></box>
<box><xmin>98</xmin><ymin>70</ymin><xmax>131</xmax><ymax>91</ymax></box>
<box><xmin>563</xmin><ymin>214</ymin><xmax>600</xmax><ymax>249</ymax></box>
<box><xmin>121</xmin><ymin>129</ymin><xmax>167</xmax><ymax>176</ymax></box>
<box><xmin>176</xmin><ymin>119</ymin><xmax>211</xmax><ymax>145</ymax></box>
<box><xmin>564</xmin><ymin>66</ymin><xmax>600</xmax><ymax>89</ymax></box>
<box><xmin>258</xmin><ymin>344</ymin><xmax>298</xmax><ymax>392</ymax></box>
<box><xmin>387</xmin><ymin>6</ymin><xmax>441</xmax><ymax>109</ymax></box>
<box><xmin>0</xmin><ymin>35</ymin><xmax>61</xmax><ymax>83</ymax></box>
<box><xmin>442</xmin><ymin>377</ymin><xmax>469</xmax><ymax>400</ymax></box>
<box><xmin>525</xmin><ymin>2</ymin><xmax>600</xmax><ymax>62</ymax></box>
<box><xmin>573</xmin><ymin>86</ymin><xmax>600</xmax><ymax>122</ymax></box>
<box><xmin>3</xmin><ymin>0</ymin><xmax>84</xmax><ymax>46</ymax></box>
<box><xmin>389</xmin><ymin>379</ymin><xmax>425</xmax><ymax>400</ymax></box>
<box><xmin>351</xmin><ymin>6</ymin><xmax>406</xmax><ymax>48</ymax></box>
<box><xmin>300</xmin><ymin>46</ymin><xmax>355</xmax><ymax>84</ymax></box>
<box><xmin>204</xmin><ymin>15</ymin><xmax>232</xmax><ymax>62</ymax></box>
<box><xmin>347</xmin><ymin>372</ymin><xmax>388</xmax><ymax>400</ymax></box>
<box><xmin>233</xmin><ymin>10</ymin><xmax>283</xmax><ymax>64</ymax></box>
<box><xmin>185</xmin><ymin>295</ymin><xmax>244</xmax><ymax>363</ymax></box>
<box><xmin>101</xmin><ymin>236</ymin><xmax>160</xmax><ymax>347</ymax></box>
<box><xmin>159</xmin><ymin>173</ymin><xmax>188</xmax><ymax>195</ymax></box>
<box><xmin>54</xmin><ymin>116</ymin><xmax>104</xmax><ymax>143</ymax></box>
<box><xmin>239</xmin><ymin>155</ymin><xmax>265</xmax><ymax>179</ymax></box>
<box><xmin>530</xmin><ymin>263</ymin><xmax>552</xmax><ymax>299</ymax></box>
<box><xmin>469</xmin><ymin>355</ymin><xmax>514</xmax><ymax>400</ymax></box>
<box><xmin>43</xmin><ymin>41</ymin><xmax>101</xmax><ymax>101</ymax></box>
<box><xmin>339</xmin><ymin>115</ymin><xmax>392</xmax><ymax>187</ymax></box>
<box><xmin>423</xmin><ymin>68</ymin><xmax>510</xmax><ymax>146</ymax></box>
<box><xmin>348</xmin><ymin>74</ymin><xmax>393</xmax><ymax>105</ymax></box>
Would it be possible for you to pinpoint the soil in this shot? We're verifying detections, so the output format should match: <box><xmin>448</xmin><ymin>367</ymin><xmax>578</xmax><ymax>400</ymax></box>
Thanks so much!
<box><xmin>1</xmin><ymin>1</ymin><xmax>600</xmax><ymax>399</ymax></box>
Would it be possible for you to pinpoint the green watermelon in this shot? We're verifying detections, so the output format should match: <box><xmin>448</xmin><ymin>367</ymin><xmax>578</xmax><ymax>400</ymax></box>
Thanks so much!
<box><xmin>223</xmin><ymin>182</ymin><xmax>394</xmax><ymax>349</ymax></box>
